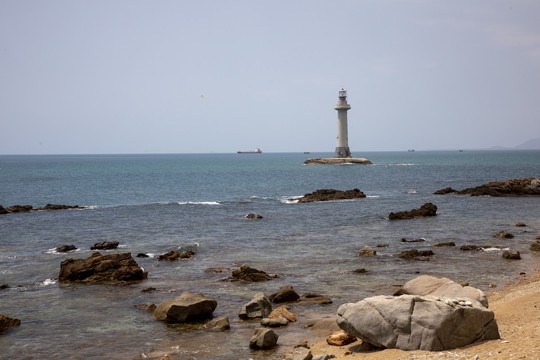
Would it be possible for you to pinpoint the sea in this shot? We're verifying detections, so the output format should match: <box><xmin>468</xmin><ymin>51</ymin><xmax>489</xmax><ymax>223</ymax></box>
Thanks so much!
<box><xmin>0</xmin><ymin>151</ymin><xmax>539</xmax><ymax>359</ymax></box>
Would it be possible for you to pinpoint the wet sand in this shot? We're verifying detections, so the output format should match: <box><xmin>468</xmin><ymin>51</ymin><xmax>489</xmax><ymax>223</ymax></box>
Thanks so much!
<box><xmin>308</xmin><ymin>266</ymin><xmax>540</xmax><ymax>360</ymax></box>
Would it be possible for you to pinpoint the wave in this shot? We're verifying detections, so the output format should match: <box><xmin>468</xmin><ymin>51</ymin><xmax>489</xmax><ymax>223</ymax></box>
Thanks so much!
<box><xmin>176</xmin><ymin>201</ymin><xmax>221</xmax><ymax>206</ymax></box>
<box><xmin>40</xmin><ymin>278</ymin><xmax>57</xmax><ymax>286</ymax></box>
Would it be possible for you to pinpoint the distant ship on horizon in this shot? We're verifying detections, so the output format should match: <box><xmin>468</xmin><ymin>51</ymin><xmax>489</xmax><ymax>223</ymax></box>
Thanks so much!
<box><xmin>237</xmin><ymin>147</ymin><xmax>262</xmax><ymax>154</ymax></box>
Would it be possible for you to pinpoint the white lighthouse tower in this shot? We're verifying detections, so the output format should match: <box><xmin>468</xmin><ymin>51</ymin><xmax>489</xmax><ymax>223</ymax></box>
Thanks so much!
<box><xmin>334</xmin><ymin>89</ymin><xmax>351</xmax><ymax>158</ymax></box>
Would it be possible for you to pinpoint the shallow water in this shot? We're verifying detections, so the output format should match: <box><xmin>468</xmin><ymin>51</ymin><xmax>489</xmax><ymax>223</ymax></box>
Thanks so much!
<box><xmin>0</xmin><ymin>151</ymin><xmax>539</xmax><ymax>359</ymax></box>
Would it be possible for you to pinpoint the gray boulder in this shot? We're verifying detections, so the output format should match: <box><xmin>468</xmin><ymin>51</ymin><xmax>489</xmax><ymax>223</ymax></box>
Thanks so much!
<box><xmin>153</xmin><ymin>291</ymin><xmax>217</xmax><ymax>323</ymax></box>
<box><xmin>261</xmin><ymin>317</ymin><xmax>289</xmax><ymax>327</ymax></box>
<box><xmin>400</xmin><ymin>275</ymin><xmax>488</xmax><ymax>308</ymax></box>
<box><xmin>239</xmin><ymin>292</ymin><xmax>272</xmax><ymax>320</ymax></box>
<box><xmin>502</xmin><ymin>249</ymin><xmax>521</xmax><ymax>260</ymax></box>
<box><xmin>203</xmin><ymin>316</ymin><xmax>230</xmax><ymax>331</ymax></box>
<box><xmin>337</xmin><ymin>294</ymin><xmax>499</xmax><ymax>351</ymax></box>
<box><xmin>249</xmin><ymin>328</ymin><xmax>279</xmax><ymax>349</ymax></box>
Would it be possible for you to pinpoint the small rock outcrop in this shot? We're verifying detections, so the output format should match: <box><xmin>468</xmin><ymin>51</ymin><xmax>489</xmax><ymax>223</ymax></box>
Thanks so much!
<box><xmin>337</xmin><ymin>294</ymin><xmax>499</xmax><ymax>351</ymax></box>
<box><xmin>269</xmin><ymin>285</ymin><xmax>300</xmax><ymax>303</ymax></box>
<box><xmin>153</xmin><ymin>291</ymin><xmax>217</xmax><ymax>323</ymax></box>
<box><xmin>298</xmin><ymin>293</ymin><xmax>332</xmax><ymax>305</ymax></box>
<box><xmin>502</xmin><ymin>250</ymin><xmax>521</xmax><ymax>260</ymax></box>
<box><xmin>90</xmin><ymin>241</ymin><xmax>120</xmax><ymax>250</ymax></box>
<box><xmin>431</xmin><ymin>242</ymin><xmax>455</xmax><ymax>247</ymax></box>
<box><xmin>397</xmin><ymin>249</ymin><xmax>434</xmax><ymax>260</ymax></box>
<box><xmin>0</xmin><ymin>314</ymin><xmax>21</xmax><ymax>334</ymax></box>
<box><xmin>261</xmin><ymin>317</ymin><xmax>289</xmax><ymax>327</ymax></box>
<box><xmin>530</xmin><ymin>241</ymin><xmax>540</xmax><ymax>252</ymax></box>
<box><xmin>249</xmin><ymin>328</ymin><xmax>279</xmax><ymax>349</ymax></box>
<box><xmin>56</xmin><ymin>245</ymin><xmax>77</xmax><ymax>253</ymax></box>
<box><xmin>157</xmin><ymin>250</ymin><xmax>195</xmax><ymax>261</ymax></box>
<box><xmin>434</xmin><ymin>178</ymin><xmax>540</xmax><ymax>197</ymax></box>
<box><xmin>401</xmin><ymin>238</ymin><xmax>425</xmax><ymax>243</ymax></box>
<box><xmin>203</xmin><ymin>316</ymin><xmax>230</xmax><ymax>331</ymax></box>
<box><xmin>268</xmin><ymin>306</ymin><xmax>296</xmax><ymax>322</ymax></box>
<box><xmin>239</xmin><ymin>292</ymin><xmax>272</xmax><ymax>320</ymax></box>
<box><xmin>295</xmin><ymin>188</ymin><xmax>366</xmax><ymax>203</ymax></box>
<box><xmin>494</xmin><ymin>230</ymin><xmax>514</xmax><ymax>239</ymax></box>
<box><xmin>0</xmin><ymin>204</ymin><xmax>86</xmax><ymax>214</ymax></box>
<box><xmin>358</xmin><ymin>249</ymin><xmax>377</xmax><ymax>256</ymax></box>
<box><xmin>58</xmin><ymin>252</ymin><xmax>147</xmax><ymax>283</ymax></box>
<box><xmin>388</xmin><ymin>203</ymin><xmax>437</xmax><ymax>220</ymax></box>
<box><xmin>245</xmin><ymin>213</ymin><xmax>263</xmax><ymax>219</ymax></box>
<box><xmin>228</xmin><ymin>264</ymin><xmax>275</xmax><ymax>282</ymax></box>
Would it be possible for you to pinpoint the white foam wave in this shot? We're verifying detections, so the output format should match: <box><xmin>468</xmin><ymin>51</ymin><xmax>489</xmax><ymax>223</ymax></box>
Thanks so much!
<box><xmin>366</xmin><ymin>195</ymin><xmax>380</xmax><ymax>198</ymax></box>
<box><xmin>281</xmin><ymin>195</ymin><xmax>301</xmax><ymax>204</ymax></box>
<box><xmin>392</xmin><ymin>163</ymin><xmax>415</xmax><ymax>166</ymax></box>
<box><xmin>41</xmin><ymin>278</ymin><xmax>57</xmax><ymax>286</ymax></box>
<box><xmin>177</xmin><ymin>201</ymin><xmax>221</xmax><ymax>206</ymax></box>
<box><xmin>483</xmin><ymin>247</ymin><xmax>509</xmax><ymax>252</ymax></box>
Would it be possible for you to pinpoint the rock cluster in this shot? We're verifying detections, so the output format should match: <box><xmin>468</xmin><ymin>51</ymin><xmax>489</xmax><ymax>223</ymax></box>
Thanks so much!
<box><xmin>58</xmin><ymin>252</ymin><xmax>147</xmax><ymax>283</ymax></box>
<box><xmin>295</xmin><ymin>188</ymin><xmax>366</xmax><ymax>203</ymax></box>
<box><xmin>157</xmin><ymin>250</ymin><xmax>195</xmax><ymax>261</ymax></box>
<box><xmin>388</xmin><ymin>203</ymin><xmax>437</xmax><ymax>220</ymax></box>
<box><xmin>434</xmin><ymin>178</ymin><xmax>540</xmax><ymax>196</ymax></box>
<box><xmin>0</xmin><ymin>204</ymin><xmax>86</xmax><ymax>214</ymax></box>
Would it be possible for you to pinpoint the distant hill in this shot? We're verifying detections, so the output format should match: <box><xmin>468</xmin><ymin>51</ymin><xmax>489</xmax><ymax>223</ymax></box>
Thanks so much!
<box><xmin>487</xmin><ymin>138</ymin><xmax>540</xmax><ymax>150</ymax></box>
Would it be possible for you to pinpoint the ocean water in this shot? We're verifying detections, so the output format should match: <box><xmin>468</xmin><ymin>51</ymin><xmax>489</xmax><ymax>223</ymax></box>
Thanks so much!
<box><xmin>0</xmin><ymin>151</ymin><xmax>539</xmax><ymax>359</ymax></box>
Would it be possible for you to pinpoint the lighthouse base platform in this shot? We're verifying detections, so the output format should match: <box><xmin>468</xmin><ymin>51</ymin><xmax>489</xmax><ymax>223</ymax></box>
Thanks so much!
<box><xmin>303</xmin><ymin>157</ymin><xmax>373</xmax><ymax>165</ymax></box>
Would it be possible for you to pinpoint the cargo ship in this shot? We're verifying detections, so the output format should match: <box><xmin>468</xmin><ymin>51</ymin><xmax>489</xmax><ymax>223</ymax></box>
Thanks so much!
<box><xmin>237</xmin><ymin>147</ymin><xmax>262</xmax><ymax>154</ymax></box>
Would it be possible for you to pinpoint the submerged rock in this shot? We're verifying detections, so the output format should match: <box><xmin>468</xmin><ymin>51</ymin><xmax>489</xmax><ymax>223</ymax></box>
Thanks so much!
<box><xmin>397</xmin><ymin>249</ymin><xmax>434</xmax><ymax>260</ymax></box>
<box><xmin>56</xmin><ymin>245</ymin><xmax>77</xmax><ymax>253</ymax></box>
<box><xmin>90</xmin><ymin>241</ymin><xmax>120</xmax><ymax>250</ymax></box>
<box><xmin>245</xmin><ymin>213</ymin><xmax>263</xmax><ymax>219</ymax></box>
<box><xmin>494</xmin><ymin>230</ymin><xmax>514</xmax><ymax>239</ymax></box>
<box><xmin>228</xmin><ymin>264</ymin><xmax>275</xmax><ymax>282</ymax></box>
<box><xmin>358</xmin><ymin>249</ymin><xmax>377</xmax><ymax>256</ymax></box>
<box><xmin>58</xmin><ymin>252</ymin><xmax>147</xmax><ymax>283</ymax></box>
<box><xmin>530</xmin><ymin>241</ymin><xmax>540</xmax><ymax>252</ymax></box>
<box><xmin>388</xmin><ymin>203</ymin><xmax>437</xmax><ymax>220</ymax></box>
<box><xmin>157</xmin><ymin>250</ymin><xmax>195</xmax><ymax>261</ymax></box>
<box><xmin>153</xmin><ymin>291</ymin><xmax>217</xmax><ymax>323</ymax></box>
<box><xmin>295</xmin><ymin>188</ymin><xmax>366</xmax><ymax>203</ymax></box>
<box><xmin>502</xmin><ymin>249</ymin><xmax>521</xmax><ymax>260</ymax></box>
<box><xmin>269</xmin><ymin>285</ymin><xmax>300</xmax><ymax>303</ymax></box>
<box><xmin>0</xmin><ymin>314</ymin><xmax>21</xmax><ymax>334</ymax></box>
<box><xmin>203</xmin><ymin>316</ymin><xmax>230</xmax><ymax>331</ymax></box>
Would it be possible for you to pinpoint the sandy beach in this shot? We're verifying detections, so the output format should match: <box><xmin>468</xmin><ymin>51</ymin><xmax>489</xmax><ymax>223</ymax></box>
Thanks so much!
<box><xmin>308</xmin><ymin>266</ymin><xmax>540</xmax><ymax>360</ymax></box>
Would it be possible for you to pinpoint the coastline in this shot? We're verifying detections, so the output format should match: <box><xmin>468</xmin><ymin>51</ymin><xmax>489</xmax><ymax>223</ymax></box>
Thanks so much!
<box><xmin>307</xmin><ymin>265</ymin><xmax>540</xmax><ymax>360</ymax></box>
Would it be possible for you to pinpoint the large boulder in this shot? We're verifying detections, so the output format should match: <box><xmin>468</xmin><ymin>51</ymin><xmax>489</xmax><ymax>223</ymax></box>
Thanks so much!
<box><xmin>239</xmin><ymin>292</ymin><xmax>272</xmax><ymax>320</ymax></box>
<box><xmin>388</xmin><ymin>203</ymin><xmax>437</xmax><ymax>220</ymax></box>
<box><xmin>0</xmin><ymin>314</ymin><xmax>21</xmax><ymax>334</ymax></box>
<box><xmin>295</xmin><ymin>188</ymin><xmax>366</xmax><ymax>203</ymax></box>
<box><xmin>337</xmin><ymin>294</ymin><xmax>499</xmax><ymax>351</ymax></box>
<box><xmin>400</xmin><ymin>275</ymin><xmax>488</xmax><ymax>308</ymax></box>
<box><xmin>58</xmin><ymin>252</ymin><xmax>147</xmax><ymax>283</ymax></box>
<box><xmin>249</xmin><ymin>328</ymin><xmax>279</xmax><ymax>349</ymax></box>
<box><xmin>153</xmin><ymin>291</ymin><xmax>217</xmax><ymax>323</ymax></box>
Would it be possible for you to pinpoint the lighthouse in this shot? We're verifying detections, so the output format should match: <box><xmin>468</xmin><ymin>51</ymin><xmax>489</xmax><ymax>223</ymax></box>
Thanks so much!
<box><xmin>334</xmin><ymin>89</ymin><xmax>351</xmax><ymax>158</ymax></box>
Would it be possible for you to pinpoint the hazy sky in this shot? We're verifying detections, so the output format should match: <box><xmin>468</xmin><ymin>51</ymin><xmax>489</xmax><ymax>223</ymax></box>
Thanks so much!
<box><xmin>1</xmin><ymin>1</ymin><xmax>539</xmax><ymax>154</ymax></box>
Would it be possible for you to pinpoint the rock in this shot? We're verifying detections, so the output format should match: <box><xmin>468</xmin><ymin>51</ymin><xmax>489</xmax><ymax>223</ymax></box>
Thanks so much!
<box><xmin>239</xmin><ymin>292</ymin><xmax>272</xmax><ymax>320</ymax></box>
<box><xmin>290</xmin><ymin>348</ymin><xmax>313</xmax><ymax>360</ymax></box>
<box><xmin>135</xmin><ymin>303</ymin><xmax>157</xmax><ymax>313</ymax></box>
<box><xmin>228</xmin><ymin>264</ymin><xmax>275</xmax><ymax>282</ymax></box>
<box><xmin>326</xmin><ymin>330</ymin><xmax>357</xmax><ymax>346</ymax></box>
<box><xmin>400</xmin><ymin>275</ymin><xmax>488</xmax><ymax>308</ymax></box>
<box><xmin>358</xmin><ymin>249</ymin><xmax>376</xmax><ymax>256</ymax></box>
<box><xmin>313</xmin><ymin>355</ymin><xmax>336</xmax><ymax>360</ymax></box>
<box><xmin>35</xmin><ymin>204</ymin><xmax>84</xmax><ymax>211</ymax></box>
<box><xmin>249</xmin><ymin>328</ymin><xmax>279</xmax><ymax>349</ymax></box>
<box><xmin>0</xmin><ymin>314</ymin><xmax>21</xmax><ymax>334</ymax></box>
<box><xmin>203</xmin><ymin>316</ymin><xmax>230</xmax><ymax>331</ymax></box>
<box><xmin>153</xmin><ymin>291</ymin><xmax>217</xmax><ymax>323</ymax></box>
<box><xmin>295</xmin><ymin>188</ymin><xmax>366</xmax><ymax>203</ymax></box>
<box><xmin>90</xmin><ymin>241</ymin><xmax>120</xmax><ymax>250</ymax></box>
<box><xmin>388</xmin><ymin>203</ymin><xmax>437</xmax><ymax>220</ymax></box>
<box><xmin>245</xmin><ymin>213</ymin><xmax>263</xmax><ymax>219</ymax></box>
<box><xmin>6</xmin><ymin>205</ymin><xmax>33</xmax><ymax>213</ymax></box>
<box><xmin>0</xmin><ymin>205</ymin><xmax>8</xmax><ymax>215</ymax></box>
<box><xmin>530</xmin><ymin>241</ymin><xmax>540</xmax><ymax>252</ymax></box>
<box><xmin>157</xmin><ymin>250</ymin><xmax>195</xmax><ymax>261</ymax></box>
<box><xmin>460</xmin><ymin>245</ymin><xmax>483</xmax><ymax>251</ymax></box>
<box><xmin>397</xmin><ymin>249</ymin><xmax>434</xmax><ymax>260</ymax></box>
<box><xmin>261</xmin><ymin>317</ymin><xmax>289</xmax><ymax>327</ymax></box>
<box><xmin>494</xmin><ymin>230</ymin><xmax>514</xmax><ymax>239</ymax></box>
<box><xmin>433</xmin><ymin>187</ymin><xmax>457</xmax><ymax>195</ymax></box>
<box><xmin>0</xmin><ymin>284</ymin><xmax>9</xmax><ymax>290</ymax></box>
<box><xmin>309</xmin><ymin>318</ymin><xmax>341</xmax><ymax>337</ymax></box>
<box><xmin>270</xmin><ymin>285</ymin><xmax>300</xmax><ymax>303</ymax></box>
<box><xmin>515</xmin><ymin>222</ymin><xmax>527</xmax><ymax>227</ymax></box>
<box><xmin>269</xmin><ymin>306</ymin><xmax>296</xmax><ymax>322</ymax></box>
<box><xmin>502</xmin><ymin>250</ymin><xmax>521</xmax><ymax>260</ymax></box>
<box><xmin>298</xmin><ymin>293</ymin><xmax>332</xmax><ymax>305</ymax></box>
<box><xmin>431</xmin><ymin>242</ymin><xmax>455</xmax><ymax>247</ymax></box>
<box><xmin>136</xmin><ymin>253</ymin><xmax>149</xmax><ymax>258</ymax></box>
<box><xmin>56</xmin><ymin>245</ymin><xmax>77</xmax><ymax>253</ymax></box>
<box><xmin>337</xmin><ymin>294</ymin><xmax>499</xmax><ymax>351</ymax></box>
<box><xmin>353</xmin><ymin>268</ymin><xmax>367</xmax><ymax>274</ymax></box>
<box><xmin>141</xmin><ymin>287</ymin><xmax>156</xmax><ymax>293</ymax></box>
<box><xmin>401</xmin><ymin>238</ymin><xmax>425</xmax><ymax>243</ymax></box>
<box><xmin>444</xmin><ymin>178</ymin><xmax>540</xmax><ymax>197</ymax></box>
<box><xmin>303</xmin><ymin>158</ymin><xmax>372</xmax><ymax>165</ymax></box>
<box><xmin>58</xmin><ymin>252</ymin><xmax>147</xmax><ymax>283</ymax></box>
<box><xmin>376</xmin><ymin>244</ymin><xmax>389</xmax><ymax>247</ymax></box>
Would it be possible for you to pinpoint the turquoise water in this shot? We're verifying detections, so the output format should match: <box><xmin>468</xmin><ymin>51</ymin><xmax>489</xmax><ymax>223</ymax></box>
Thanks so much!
<box><xmin>0</xmin><ymin>151</ymin><xmax>539</xmax><ymax>359</ymax></box>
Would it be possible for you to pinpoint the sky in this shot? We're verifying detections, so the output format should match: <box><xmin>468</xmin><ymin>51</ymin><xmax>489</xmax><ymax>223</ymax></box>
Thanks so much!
<box><xmin>1</xmin><ymin>0</ymin><xmax>540</xmax><ymax>154</ymax></box>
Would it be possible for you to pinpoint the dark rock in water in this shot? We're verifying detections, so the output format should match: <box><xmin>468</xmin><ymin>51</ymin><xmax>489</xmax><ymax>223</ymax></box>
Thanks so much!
<box><xmin>358</xmin><ymin>249</ymin><xmax>376</xmax><ymax>256</ymax></box>
<box><xmin>353</xmin><ymin>268</ymin><xmax>368</xmax><ymax>274</ymax></box>
<box><xmin>36</xmin><ymin>204</ymin><xmax>84</xmax><ymax>211</ymax></box>
<box><xmin>0</xmin><ymin>314</ymin><xmax>21</xmax><ymax>334</ymax></box>
<box><xmin>0</xmin><ymin>284</ymin><xmax>9</xmax><ymax>290</ymax></box>
<box><xmin>1</xmin><ymin>204</ymin><xmax>86</xmax><ymax>214</ymax></box>
<box><xmin>295</xmin><ymin>188</ymin><xmax>366</xmax><ymax>203</ymax></box>
<box><xmin>136</xmin><ymin>253</ymin><xmax>149</xmax><ymax>258</ymax></box>
<box><xmin>401</xmin><ymin>238</ymin><xmax>425</xmax><ymax>243</ymax></box>
<box><xmin>157</xmin><ymin>250</ymin><xmax>195</xmax><ymax>261</ymax></box>
<box><xmin>398</xmin><ymin>249</ymin><xmax>434</xmax><ymax>260</ymax></box>
<box><xmin>6</xmin><ymin>205</ymin><xmax>33</xmax><ymax>213</ymax></box>
<box><xmin>249</xmin><ymin>328</ymin><xmax>279</xmax><ymax>350</ymax></box>
<box><xmin>239</xmin><ymin>292</ymin><xmax>273</xmax><ymax>320</ymax></box>
<box><xmin>460</xmin><ymin>245</ymin><xmax>484</xmax><ymax>251</ymax></box>
<box><xmin>204</xmin><ymin>316</ymin><xmax>230</xmax><ymax>331</ymax></box>
<box><xmin>141</xmin><ymin>287</ymin><xmax>156</xmax><ymax>293</ymax></box>
<box><xmin>530</xmin><ymin>241</ymin><xmax>540</xmax><ymax>252</ymax></box>
<box><xmin>56</xmin><ymin>245</ymin><xmax>77</xmax><ymax>253</ymax></box>
<box><xmin>494</xmin><ymin>230</ymin><xmax>514</xmax><ymax>239</ymax></box>
<box><xmin>435</xmin><ymin>178</ymin><xmax>540</xmax><ymax>197</ymax></box>
<box><xmin>388</xmin><ymin>203</ymin><xmax>437</xmax><ymax>220</ymax></box>
<box><xmin>269</xmin><ymin>285</ymin><xmax>300</xmax><ymax>303</ymax></box>
<box><xmin>433</xmin><ymin>187</ymin><xmax>458</xmax><ymax>195</ymax></box>
<box><xmin>514</xmin><ymin>222</ymin><xmax>527</xmax><ymax>227</ymax></box>
<box><xmin>298</xmin><ymin>293</ymin><xmax>332</xmax><ymax>305</ymax></box>
<box><xmin>228</xmin><ymin>264</ymin><xmax>275</xmax><ymax>282</ymax></box>
<box><xmin>135</xmin><ymin>303</ymin><xmax>157</xmax><ymax>313</ymax></box>
<box><xmin>431</xmin><ymin>242</ymin><xmax>455</xmax><ymax>247</ymax></box>
<box><xmin>153</xmin><ymin>291</ymin><xmax>217</xmax><ymax>323</ymax></box>
<box><xmin>58</xmin><ymin>252</ymin><xmax>147</xmax><ymax>283</ymax></box>
<box><xmin>0</xmin><ymin>205</ymin><xmax>8</xmax><ymax>215</ymax></box>
<box><xmin>502</xmin><ymin>250</ymin><xmax>521</xmax><ymax>260</ymax></box>
<box><xmin>245</xmin><ymin>213</ymin><xmax>263</xmax><ymax>219</ymax></box>
<box><xmin>90</xmin><ymin>241</ymin><xmax>120</xmax><ymax>250</ymax></box>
